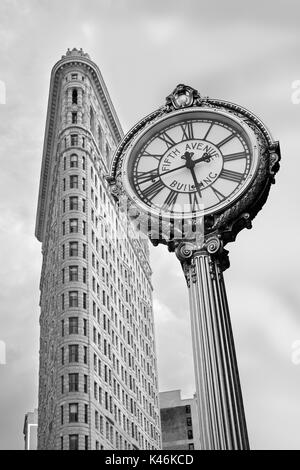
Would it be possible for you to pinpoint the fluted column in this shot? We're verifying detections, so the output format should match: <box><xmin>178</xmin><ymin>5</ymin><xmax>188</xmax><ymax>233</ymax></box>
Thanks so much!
<box><xmin>176</xmin><ymin>238</ymin><xmax>249</xmax><ymax>450</ymax></box>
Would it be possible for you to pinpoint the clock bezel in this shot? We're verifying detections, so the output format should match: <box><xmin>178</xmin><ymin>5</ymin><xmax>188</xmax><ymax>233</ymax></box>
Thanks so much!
<box><xmin>121</xmin><ymin>107</ymin><xmax>259</xmax><ymax>220</ymax></box>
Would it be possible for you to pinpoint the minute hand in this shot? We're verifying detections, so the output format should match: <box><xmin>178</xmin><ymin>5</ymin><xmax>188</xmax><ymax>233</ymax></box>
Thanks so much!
<box><xmin>160</xmin><ymin>163</ymin><xmax>187</xmax><ymax>177</ymax></box>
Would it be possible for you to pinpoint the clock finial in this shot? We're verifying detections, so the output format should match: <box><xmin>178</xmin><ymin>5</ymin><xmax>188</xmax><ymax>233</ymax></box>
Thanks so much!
<box><xmin>166</xmin><ymin>84</ymin><xmax>203</xmax><ymax>110</ymax></box>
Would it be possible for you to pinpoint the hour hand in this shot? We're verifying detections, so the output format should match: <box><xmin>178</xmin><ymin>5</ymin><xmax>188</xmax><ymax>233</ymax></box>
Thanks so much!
<box><xmin>193</xmin><ymin>152</ymin><xmax>212</xmax><ymax>164</ymax></box>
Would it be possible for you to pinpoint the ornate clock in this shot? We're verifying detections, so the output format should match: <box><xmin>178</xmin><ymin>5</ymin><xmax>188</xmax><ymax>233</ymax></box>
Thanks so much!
<box><xmin>108</xmin><ymin>84</ymin><xmax>280</xmax><ymax>450</ymax></box>
<box><xmin>110</xmin><ymin>85</ymin><xmax>279</xmax><ymax>250</ymax></box>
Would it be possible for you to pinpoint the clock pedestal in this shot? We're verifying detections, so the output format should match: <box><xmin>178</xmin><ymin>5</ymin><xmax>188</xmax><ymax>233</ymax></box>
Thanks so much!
<box><xmin>176</xmin><ymin>237</ymin><xmax>249</xmax><ymax>450</ymax></box>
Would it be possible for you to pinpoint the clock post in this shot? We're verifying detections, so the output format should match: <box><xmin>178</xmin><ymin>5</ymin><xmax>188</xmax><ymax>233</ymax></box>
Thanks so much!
<box><xmin>109</xmin><ymin>84</ymin><xmax>280</xmax><ymax>450</ymax></box>
<box><xmin>175</xmin><ymin>236</ymin><xmax>249</xmax><ymax>449</ymax></box>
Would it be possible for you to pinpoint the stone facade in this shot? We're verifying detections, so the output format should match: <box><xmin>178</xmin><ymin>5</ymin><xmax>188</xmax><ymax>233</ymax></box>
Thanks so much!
<box><xmin>35</xmin><ymin>48</ymin><xmax>161</xmax><ymax>450</ymax></box>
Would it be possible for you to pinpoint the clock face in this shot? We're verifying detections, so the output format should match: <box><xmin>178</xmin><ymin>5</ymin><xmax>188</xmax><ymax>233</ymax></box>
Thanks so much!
<box><xmin>123</xmin><ymin>109</ymin><xmax>259</xmax><ymax>218</ymax></box>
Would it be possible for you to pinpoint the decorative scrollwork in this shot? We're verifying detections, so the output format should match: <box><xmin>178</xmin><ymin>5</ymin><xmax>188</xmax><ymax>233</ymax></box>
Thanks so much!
<box><xmin>206</xmin><ymin>236</ymin><xmax>222</xmax><ymax>254</ymax></box>
<box><xmin>175</xmin><ymin>241</ymin><xmax>196</xmax><ymax>262</ymax></box>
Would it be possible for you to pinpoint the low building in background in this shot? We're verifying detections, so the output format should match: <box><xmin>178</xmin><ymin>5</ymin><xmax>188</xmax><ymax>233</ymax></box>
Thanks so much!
<box><xmin>23</xmin><ymin>409</ymin><xmax>38</xmax><ymax>450</ymax></box>
<box><xmin>159</xmin><ymin>390</ymin><xmax>200</xmax><ymax>450</ymax></box>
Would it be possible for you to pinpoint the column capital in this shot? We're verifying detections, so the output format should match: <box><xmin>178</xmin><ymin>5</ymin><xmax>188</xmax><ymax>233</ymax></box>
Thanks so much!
<box><xmin>175</xmin><ymin>235</ymin><xmax>230</xmax><ymax>278</ymax></box>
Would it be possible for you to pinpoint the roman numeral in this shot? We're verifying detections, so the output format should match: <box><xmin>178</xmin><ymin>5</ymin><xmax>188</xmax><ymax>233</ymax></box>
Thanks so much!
<box><xmin>189</xmin><ymin>192</ymin><xmax>201</xmax><ymax>212</ymax></box>
<box><xmin>161</xmin><ymin>191</ymin><xmax>178</xmax><ymax>211</ymax></box>
<box><xmin>181</xmin><ymin>123</ymin><xmax>194</xmax><ymax>140</ymax></box>
<box><xmin>203</xmin><ymin>122</ymin><xmax>214</xmax><ymax>140</ymax></box>
<box><xmin>135</xmin><ymin>168</ymin><xmax>159</xmax><ymax>185</ymax></box>
<box><xmin>142</xmin><ymin>150</ymin><xmax>162</xmax><ymax>161</ymax></box>
<box><xmin>216</xmin><ymin>133</ymin><xmax>235</xmax><ymax>148</ymax></box>
<box><xmin>219</xmin><ymin>168</ymin><xmax>244</xmax><ymax>183</ymax></box>
<box><xmin>143</xmin><ymin>179</ymin><xmax>165</xmax><ymax>201</ymax></box>
<box><xmin>158</xmin><ymin>132</ymin><xmax>176</xmax><ymax>149</ymax></box>
<box><xmin>211</xmin><ymin>186</ymin><xmax>226</xmax><ymax>202</ymax></box>
<box><xmin>223</xmin><ymin>152</ymin><xmax>247</xmax><ymax>162</ymax></box>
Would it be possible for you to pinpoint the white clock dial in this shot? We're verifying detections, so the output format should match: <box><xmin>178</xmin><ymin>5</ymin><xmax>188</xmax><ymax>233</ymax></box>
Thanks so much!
<box><xmin>123</xmin><ymin>109</ymin><xmax>258</xmax><ymax>218</ymax></box>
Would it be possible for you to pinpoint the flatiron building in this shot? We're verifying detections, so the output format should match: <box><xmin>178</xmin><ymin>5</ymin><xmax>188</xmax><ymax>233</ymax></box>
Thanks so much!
<box><xmin>35</xmin><ymin>48</ymin><xmax>161</xmax><ymax>450</ymax></box>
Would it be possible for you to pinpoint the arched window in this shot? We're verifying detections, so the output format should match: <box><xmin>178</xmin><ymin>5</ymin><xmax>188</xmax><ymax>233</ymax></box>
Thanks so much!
<box><xmin>70</xmin><ymin>154</ymin><xmax>78</xmax><ymax>168</ymax></box>
<box><xmin>72</xmin><ymin>89</ymin><xmax>78</xmax><ymax>105</ymax></box>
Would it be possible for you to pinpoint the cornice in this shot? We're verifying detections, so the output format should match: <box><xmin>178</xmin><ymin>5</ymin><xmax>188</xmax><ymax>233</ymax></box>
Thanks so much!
<box><xmin>35</xmin><ymin>51</ymin><xmax>124</xmax><ymax>242</ymax></box>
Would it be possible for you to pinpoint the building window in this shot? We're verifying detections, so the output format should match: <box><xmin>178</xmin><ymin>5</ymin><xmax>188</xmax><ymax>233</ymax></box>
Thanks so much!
<box><xmin>69</xmin><ymin>317</ymin><xmax>78</xmax><ymax>334</ymax></box>
<box><xmin>69</xmin><ymin>434</ymin><xmax>79</xmax><ymax>450</ymax></box>
<box><xmin>71</xmin><ymin>134</ymin><xmax>78</xmax><ymax>146</ymax></box>
<box><xmin>97</xmin><ymin>125</ymin><xmax>102</xmax><ymax>150</ymax></box>
<box><xmin>83</xmin><ymin>292</ymin><xmax>87</xmax><ymax>309</ymax></box>
<box><xmin>69</xmin><ymin>403</ymin><xmax>78</xmax><ymax>423</ymax></box>
<box><xmin>84</xmin><ymin>375</ymin><xmax>88</xmax><ymax>393</ymax></box>
<box><xmin>69</xmin><ymin>242</ymin><xmax>78</xmax><ymax>257</ymax></box>
<box><xmin>72</xmin><ymin>112</ymin><xmax>77</xmax><ymax>124</ymax></box>
<box><xmin>69</xmin><ymin>291</ymin><xmax>78</xmax><ymax>307</ymax></box>
<box><xmin>82</xmin><ymin>220</ymin><xmax>86</xmax><ymax>235</ymax></box>
<box><xmin>82</xmin><ymin>156</ymin><xmax>86</xmax><ymax>170</ymax></box>
<box><xmin>70</xmin><ymin>154</ymin><xmax>78</xmax><ymax>168</ymax></box>
<box><xmin>69</xmin><ymin>218</ymin><xmax>78</xmax><ymax>233</ymax></box>
<box><xmin>187</xmin><ymin>429</ymin><xmax>193</xmax><ymax>440</ymax></box>
<box><xmin>82</xmin><ymin>177</ymin><xmax>86</xmax><ymax>191</ymax></box>
<box><xmin>61</xmin><ymin>376</ymin><xmax>64</xmax><ymax>394</ymax></box>
<box><xmin>72</xmin><ymin>89</ymin><xmax>78</xmax><ymax>105</ymax></box>
<box><xmin>69</xmin><ymin>265</ymin><xmax>78</xmax><ymax>281</ymax></box>
<box><xmin>185</xmin><ymin>405</ymin><xmax>191</xmax><ymax>414</ymax></box>
<box><xmin>61</xmin><ymin>347</ymin><xmax>64</xmax><ymax>365</ymax></box>
<box><xmin>187</xmin><ymin>417</ymin><xmax>192</xmax><ymax>426</ymax></box>
<box><xmin>83</xmin><ymin>346</ymin><xmax>87</xmax><ymax>364</ymax></box>
<box><xmin>188</xmin><ymin>443</ymin><xmax>194</xmax><ymax>450</ymax></box>
<box><xmin>62</xmin><ymin>221</ymin><xmax>65</xmax><ymax>235</ymax></box>
<box><xmin>69</xmin><ymin>196</ymin><xmax>78</xmax><ymax>210</ymax></box>
<box><xmin>69</xmin><ymin>373</ymin><xmax>79</xmax><ymax>392</ymax></box>
<box><xmin>61</xmin><ymin>436</ymin><xmax>64</xmax><ymax>450</ymax></box>
<box><xmin>69</xmin><ymin>345</ymin><xmax>79</xmax><ymax>363</ymax></box>
<box><xmin>83</xmin><ymin>267</ymin><xmax>87</xmax><ymax>284</ymax></box>
<box><xmin>70</xmin><ymin>175</ymin><xmax>78</xmax><ymax>189</ymax></box>
<box><xmin>85</xmin><ymin>435</ymin><xmax>88</xmax><ymax>450</ymax></box>
<box><xmin>83</xmin><ymin>319</ymin><xmax>87</xmax><ymax>336</ymax></box>
<box><xmin>60</xmin><ymin>405</ymin><xmax>64</xmax><ymax>425</ymax></box>
<box><xmin>83</xmin><ymin>243</ymin><xmax>87</xmax><ymax>259</ymax></box>
<box><xmin>105</xmin><ymin>143</ymin><xmax>110</xmax><ymax>163</ymax></box>
<box><xmin>71</xmin><ymin>73</ymin><xmax>78</xmax><ymax>80</ymax></box>
<box><xmin>84</xmin><ymin>404</ymin><xmax>88</xmax><ymax>424</ymax></box>
<box><xmin>90</xmin><ymin>106</ymin><xmax>95</xmax><ymax>135</ymax></box>
<box><xmin>82</xmin><ymin>198</ymin><xmax>86</xmax><ymax>213</ymax></box>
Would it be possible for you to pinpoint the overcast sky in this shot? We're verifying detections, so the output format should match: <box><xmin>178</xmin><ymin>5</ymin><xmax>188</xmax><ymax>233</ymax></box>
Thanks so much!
<box><xmin>0</xmin><ymin>0</ymin><xmax>300</xmax><ymax>450</ymax></box>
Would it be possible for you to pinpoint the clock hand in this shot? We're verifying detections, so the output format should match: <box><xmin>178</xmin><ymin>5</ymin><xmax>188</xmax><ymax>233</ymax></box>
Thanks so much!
<box><xmin>180</xmin><ymin>151</ymin><xmax>202</xmax><ymax>197</ymax></box>
<box><xmin>160</xmin><ymin>162</ymin><xmax>188</xmax><ymax>177</ymax></box>
<box><xmin>193</xmin><ymin>152</ymin><xmax>212</xmax><ymax>164</ymax></box>
<box><xmin>190</xmin><ymin>166</ymin><xmax>202</xmax><ymax>197</ymax></box>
